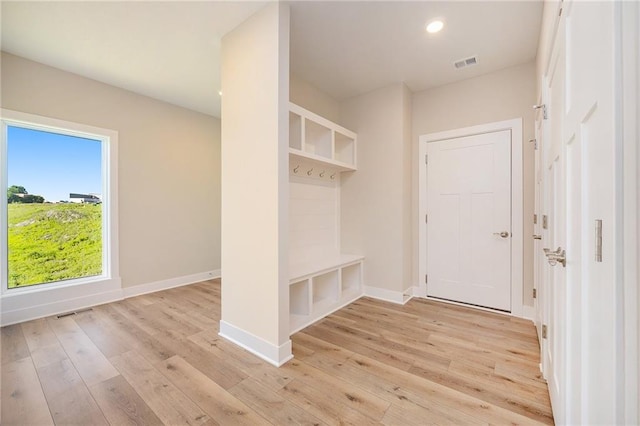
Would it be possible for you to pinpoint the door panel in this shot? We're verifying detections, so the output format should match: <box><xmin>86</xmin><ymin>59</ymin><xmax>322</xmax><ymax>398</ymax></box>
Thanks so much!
<box><xmin>427</xmin><ymin>130</ymin><xmax>511</xmax><ymax>311</ymax></box>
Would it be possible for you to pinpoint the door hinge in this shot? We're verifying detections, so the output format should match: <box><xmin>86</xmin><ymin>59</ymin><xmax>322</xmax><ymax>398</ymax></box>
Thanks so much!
<box><xmin>533</xmin><ymin>288</ymin><xmax>537</xmax><ymax>299</ymax></box>
<box><xmin>425</xmin><ymin>274</ymin><xmax>428</xmax><ymax>284</ymax></box>
<box><xmin>425</xmin><ymin>214</ymin><xmax>428</xmax><ymax>223</ymax></box>
<box><xmin>542</xmin><ymin>215</ymin><xmax>548</xmax><ymax>230</ymax></box>
<box><xmin>533</xmin><ymin>214</ymin><xmax>538</xmax><ymax>225</ymax></box>
<box><xmin>542</xmin><ymin>324</ymin><xmax>548</xmax><ymax>339</ymax></box>
<box><xmin>425</xmin><ymin>154</ymin><xmax>428</xmax><ymax>165</ymax></box>
<box><xmin>533</xmin><ymin>104</ymin><xmax>548</xmax><ymax>120</ymax></box>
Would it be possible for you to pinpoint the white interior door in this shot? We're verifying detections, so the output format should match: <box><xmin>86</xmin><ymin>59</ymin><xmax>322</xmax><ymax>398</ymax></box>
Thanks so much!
<box><xmin>426</xmin><ymin>130</ymin><xmax>511</xmax><ymax>311</ymax></box>
<box><xmin>564</xmin><ymin>2</ymin><xmax>618</xmax><ymax>423</ymax></box>
<box><xmin>538</xmin><ymin>1</ymin><xmax>621</xmax><ymax>424</ymax></box>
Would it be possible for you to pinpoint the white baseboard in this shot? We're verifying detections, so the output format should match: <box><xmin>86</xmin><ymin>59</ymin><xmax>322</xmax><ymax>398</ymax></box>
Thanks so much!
<box><xmin>412</xmin><ymin>285</ymin><xmax>426</xmax><ymax>297</ymax></box>
<box><xmin>1</xmin><ymin>278</ymin><xmax>124</xmax><ymax>326</ymax></box>
<box><xmin>364</xmin><ymin>285</ymin><xmax>413</xmax><ymax>305</ymax></box>
<box><xmin>219</xmin><ymin>320</ymin><xmax>293</xmax><ymax>367</ymax></box>
<box><xmin>0</xmin><ymin>269</ymin><xmax>221</xmax><ymax>326</ymax></box>
<box><xmin>123</xmin><ymin>269</ymin><xmax>221</xmax><ymax>298</ymax></box>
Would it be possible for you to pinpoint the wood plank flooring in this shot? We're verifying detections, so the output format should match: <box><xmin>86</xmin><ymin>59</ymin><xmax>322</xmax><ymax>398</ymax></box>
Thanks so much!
<box><xmin>1</xmin><ymin>279</ymin><xmax>554</xmax><ymax>425</ymax></box>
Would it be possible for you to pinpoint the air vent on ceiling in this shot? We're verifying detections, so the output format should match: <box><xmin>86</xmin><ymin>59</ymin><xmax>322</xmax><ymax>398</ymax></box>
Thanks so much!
<box><xmin>454</xmin><ymin>55</ymin><xmax>479</xmax><ymax>69</ymax></box>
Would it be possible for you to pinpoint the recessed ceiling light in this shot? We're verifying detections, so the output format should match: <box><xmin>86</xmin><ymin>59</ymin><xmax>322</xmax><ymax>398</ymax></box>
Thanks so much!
<box><xmin>218</xmin><ymin>91</ymin><xmax>222</xmax><ymax>96</ymax></box>
<box><xmin>426</xmin><ymin>20</ymin><xmax>444</xmax><ymax>34</ymax></box>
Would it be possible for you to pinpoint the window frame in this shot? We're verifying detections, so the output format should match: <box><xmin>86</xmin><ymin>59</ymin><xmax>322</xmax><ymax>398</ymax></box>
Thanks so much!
<box><xmin>0</xmin><ymin>109</ymin><xmax>120</xmax><ymax>324</ymax></box>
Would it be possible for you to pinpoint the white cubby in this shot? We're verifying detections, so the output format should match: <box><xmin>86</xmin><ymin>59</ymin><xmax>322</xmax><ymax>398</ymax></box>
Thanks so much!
<box><xmin>289</xmin><ymin>111</ymin><xmax>302</xmax><ymax>150</ymax></box>
<box><xmin>288</xmin><ymin>104</ymin><xmax>364</xmax><ymax>335</ymax></box>
<box><xmin>334</xmin><ymin>131</ymin><xmax>355</xmax><ymax>165</ymax></box>
<box><xmin>304</xmin><ymin>120</ymin><xmax>332</xmax><ymax>159</ymax></box>
<box><xmin>289</xmin><ymin>102</ymin><xmax>357</xmax><ymax>171</ymax></box>
<box><xmin>313</xmin><ymin>270</ymin><xmax>339</xmax><ymax>304</ymax></box>
<box><xmin>341</xmin><ymin>262</ymin><xmax>361</xmax><ymax>295</ymax></box>
<box><xmin>288</xmin><ymin>255</ymin><xmax>364</xmax><ymax>334</ymax></box>
<box><xmin>290</xmin><ymin>279</ymin><xmax>310</xmax><ymax>316</ymax></box>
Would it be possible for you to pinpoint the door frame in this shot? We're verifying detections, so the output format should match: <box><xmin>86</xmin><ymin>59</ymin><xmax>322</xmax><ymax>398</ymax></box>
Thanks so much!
<box><xmin>620</xmin><ymin>0</ymin><xmax>639</xmax><ymax>420</ymax></box>
<box><xmin>417</xmin><ymin>118</ymin><xmax>524</xmax><ymax>317</ymax></box>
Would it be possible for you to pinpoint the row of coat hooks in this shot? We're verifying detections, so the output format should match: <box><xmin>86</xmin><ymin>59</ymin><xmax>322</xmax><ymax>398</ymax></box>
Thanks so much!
<box><xmin>292</xmin><ymin>164</ymin><xmax>336</xmax><ymax>180</ymax></box>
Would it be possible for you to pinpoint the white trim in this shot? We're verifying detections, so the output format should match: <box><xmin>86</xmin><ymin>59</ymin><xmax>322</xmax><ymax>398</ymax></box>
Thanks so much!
<box><xmin>522</xmin><ymin>304</ymin><xmax>536</xmax><ymax>322</ymax></box>
<box><xmin>122</xmin><ymin>269</ymin><xmax>221</xmax><ymax>298</ymax></box>
<box><xmin>219</xmin><ymin>320</ymin><xmax>293</xmax><ymax>367</ymax></box>
<box><xmin>0</xmin><ymin>270</ymin><xmax>221</xmax><ymax>326</ymax></box>
<box><xmin>621</xmin><ymin>1</ymin><xmax>639</xmax><ymax>422</ymax></box>
<box><xmin>1</xmin><ymin>278</ymin><xmax>123</xmax><ymax>326</ymax></box>
<box><xmin>0</xmin><ymin>109</ymin><xmax>121</xmax><ymax>313</ymax></box>
<box><xmin>0</xmin><ymin>110</ymin><xmax>120</xmax><ymax>289</ymax></box>
<box><xmin>364</xmin><ymin>285</ymin><xmax>413</xmax><ymax>305</ymax></box>
<box><xmin>417</xmin><ymin>118</ymin><xmax>525</xmax><ymax>318</ymax></box>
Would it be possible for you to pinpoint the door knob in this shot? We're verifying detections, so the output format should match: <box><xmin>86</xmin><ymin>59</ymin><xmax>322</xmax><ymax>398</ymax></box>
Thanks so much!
<box><xmin>533</xmin><ymin>234</ymin><xmax>542</xmax><ymax>240</ymax></box>
<box><xmin>543</xmin><ymin>247</ymin><xmax>566</xmax><ymax>267</ymax></box>
<box><xmin>493</xmin><ymin>231</ymin><xmax>510</xmax><ymax>238</ymax></box>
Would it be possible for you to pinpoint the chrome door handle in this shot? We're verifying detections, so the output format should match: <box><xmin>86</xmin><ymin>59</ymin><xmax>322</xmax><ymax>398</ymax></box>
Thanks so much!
<box><xmin>543</xmin><ymin>247</ymin><xmax>566</xmax><ymax>267</ymax></box>
<box><xmin>493</xmin><ymin>231</ymin><xmax>510</xmax><ymax>238</ymax></box>
<box><xmin>533</xmin><ymin>234</ymin><xmax>542</xmax><ymax>240</ymax></box>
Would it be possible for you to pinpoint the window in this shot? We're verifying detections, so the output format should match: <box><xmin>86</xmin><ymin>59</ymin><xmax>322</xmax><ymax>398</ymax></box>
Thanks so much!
<box><xmin>6</xmin><ymin>126</ymin><xmax>103</xmax><ymax>288</ymax></box>
<box><xmin>1</xmin><ymin>110</ymin><xmax>120</xmax><ymax>323</ymax></box>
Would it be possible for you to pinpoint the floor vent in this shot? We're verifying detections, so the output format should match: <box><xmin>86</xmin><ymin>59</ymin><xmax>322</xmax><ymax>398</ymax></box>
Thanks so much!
<box><xmin>454</xmin><ymin>55</ymin><xmax>479</xmax><ymax>69</ymax></box>
<box><xmin>56</xmin><ymin>307</ymin><xmax>93</xmax><ymax>318</ymax></box>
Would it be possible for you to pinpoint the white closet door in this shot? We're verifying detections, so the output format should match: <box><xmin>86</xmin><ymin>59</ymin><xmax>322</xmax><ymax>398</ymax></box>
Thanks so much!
<box><xmin>426</xmin><ymin>130</ymin><xmax>511</xmax><ymax>311</ymax></box>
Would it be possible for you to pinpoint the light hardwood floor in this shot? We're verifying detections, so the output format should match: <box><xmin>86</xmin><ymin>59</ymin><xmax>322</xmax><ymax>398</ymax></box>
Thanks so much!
<box><xmin>1</xmin><ymin>279</ymin><xmax>553</xmax><ymax>425</ymax></box>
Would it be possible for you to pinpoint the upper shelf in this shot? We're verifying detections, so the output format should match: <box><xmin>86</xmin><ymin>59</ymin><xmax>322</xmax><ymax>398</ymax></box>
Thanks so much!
<box><xmin>289</xmin><ymin>103</ymin><xmax>357</xmax><ymax>172</ymax></box>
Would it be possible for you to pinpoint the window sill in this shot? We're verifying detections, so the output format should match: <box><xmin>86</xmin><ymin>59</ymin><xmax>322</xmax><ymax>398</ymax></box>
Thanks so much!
<box><xmin>0</xmin><ymin>276</ymin><xmax>122</xmax><ymax>326</ymax></box>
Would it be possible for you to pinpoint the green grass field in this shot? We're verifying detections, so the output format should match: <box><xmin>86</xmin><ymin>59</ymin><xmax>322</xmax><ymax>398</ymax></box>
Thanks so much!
<box><xmin>8</xmin><ymin>203</ymin><xmax>102</xmax><ymax>288</ymax></box>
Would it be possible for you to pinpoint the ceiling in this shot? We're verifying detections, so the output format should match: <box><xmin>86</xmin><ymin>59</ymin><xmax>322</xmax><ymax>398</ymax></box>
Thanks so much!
<box><xmin>290</xmin><ymin>1</ymin><xmax>542</xmax><ymax>100</ymax></box>
<box><xmin>1</xmin><ymin>1</ymin><xmax>543</xmax><ymax>118</ymax></box>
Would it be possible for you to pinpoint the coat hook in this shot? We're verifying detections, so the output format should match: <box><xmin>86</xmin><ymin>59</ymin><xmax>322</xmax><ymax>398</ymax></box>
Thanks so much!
<box><xmin>293</xmin><ymin>165</ymin><xmax>299</xmax><ymax>173</ymax></box>
<box><xmin>307</xmin><ymin>168</ymin><xmax>313</xmax><ymax>176</ymax></box>
<box><xmin>330</xmin><ymin>173</ymin><xmax>336</xmax><ymax>180</ymax></box>
<box><xmin>319</xmin><ymin>170</ymin><xmax>325</xmax><ymax>177</ymax></box>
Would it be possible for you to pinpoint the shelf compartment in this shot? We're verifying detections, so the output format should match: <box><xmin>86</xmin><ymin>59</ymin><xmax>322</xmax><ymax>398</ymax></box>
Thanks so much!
<box><xmin>289</xmin><ymin>111</ymin><xmax>302</xmax><ymax>150</ymax></box>
<box><xmin>289</xmin><ymin>149</ymin><xmax>356</xmax><ymax>172</ymax></box>
<box><xmin>334</xmin><ymin>131</ymin><xmax>355</xmax><ymax>165</ymax></box>
<box><xmin>288</xmin><ymin>256</ymin><xmax>364</xmax><ymax>335</ymax></box>
<box><xmin>312</xmin><ymin>270</ymin><xmax>339</xmax><ymax>305</ymax></box>
<box><xmin>304</xmin><ymin>119</ymin><xmax>332</xmax><ymax>159</ymax></box>
<box><xmin>290</xmin><ymin>279</ymin><xmax>311</xmax><ymax>316</ymax></box>
<box><xmin>341</xmin><ymin>262</ymin><xmax>361</xmax><ymax>294</ymax></box>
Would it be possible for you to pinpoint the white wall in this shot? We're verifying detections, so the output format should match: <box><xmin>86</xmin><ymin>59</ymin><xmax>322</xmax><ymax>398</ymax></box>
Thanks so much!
<box><xmin>219</xmin><ymin>2</ymin><xmax>291</xmax><ymax>365</ymax></box>
<box><xmin>0</xmin><ymin>52</ymin><xmax>221</xmax><ymax>289</ymax></box>
<box><xmin>412</xmin><ymin>61</ymin><xmax>537</xmax><ymax>307</ymax></box>
<box><xmin>289</xmin><ymin>175</ymin><xmax>339</xmax><ymax>266</ymax></box>
<box><xmin>340</xmin><ymin>83</ymin><xmax>413</xmax><ymax>296</ymax></box>
<box><xmin>290</xmin><ymin>74</ymin><xmax>340</xmax><ymax>124</ymax></box>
